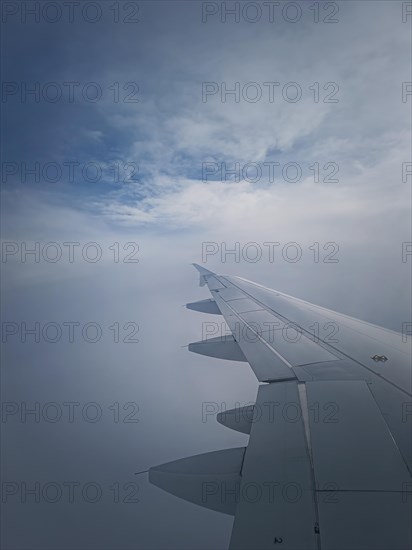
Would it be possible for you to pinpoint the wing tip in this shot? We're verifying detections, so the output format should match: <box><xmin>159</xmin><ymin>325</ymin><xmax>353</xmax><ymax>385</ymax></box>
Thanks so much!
<box><xmin>192</xmin><ymin>263</ymin><xmax>215</xmax><ymax>275</ymax></box>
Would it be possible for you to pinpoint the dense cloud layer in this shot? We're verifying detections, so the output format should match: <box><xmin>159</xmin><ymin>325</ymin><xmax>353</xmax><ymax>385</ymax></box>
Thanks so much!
<box><xmin>1</xmin><ymin>1</ymin><xmax>411</xmax><ymax>548</ymax></box>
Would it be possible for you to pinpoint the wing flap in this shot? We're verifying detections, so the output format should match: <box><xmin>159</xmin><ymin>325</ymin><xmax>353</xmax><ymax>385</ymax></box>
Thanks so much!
<box><xmin>229</xmin><ymin>381</ymin><xmax>318</xmax><ymax>550</ymax></box>
<box><xmin>317</xmin><ymin>492</ymin><xmax>412</xmax><ymax>550</ymax></box>
<box><xmin>306</xmin><ymin>380</ymin><xmax>411</xmax><ymax>491</ymax></box>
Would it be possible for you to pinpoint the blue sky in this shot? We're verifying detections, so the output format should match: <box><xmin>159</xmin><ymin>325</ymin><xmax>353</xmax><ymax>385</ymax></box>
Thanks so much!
<box><xmin>1</xmin><ymin>2</ymin><xmax>411</xmax><ymax>549</ymax></box>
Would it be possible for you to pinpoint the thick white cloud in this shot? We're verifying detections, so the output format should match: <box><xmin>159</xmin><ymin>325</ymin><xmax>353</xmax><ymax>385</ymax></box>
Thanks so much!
<box><xmin>1</xmin><ymin>3</ymin><xmax>411</xmax><ymax>548</ymax></box>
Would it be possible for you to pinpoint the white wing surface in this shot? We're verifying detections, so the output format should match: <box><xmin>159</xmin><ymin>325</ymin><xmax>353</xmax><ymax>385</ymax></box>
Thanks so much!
<box><xmin>150</xmin><ymin>266</ymin><xmax>412</xmax><ymax>550</ymax></box>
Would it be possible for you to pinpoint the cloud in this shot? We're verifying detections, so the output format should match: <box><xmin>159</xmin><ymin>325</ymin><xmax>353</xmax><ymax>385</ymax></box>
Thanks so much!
<box><xmin>2</xmin><ymin>5</ymin><xmax>411</xmax><ymax>547</ymax></box>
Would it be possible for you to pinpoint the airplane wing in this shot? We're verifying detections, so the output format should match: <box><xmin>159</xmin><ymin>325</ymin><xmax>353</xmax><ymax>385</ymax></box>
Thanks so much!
<box><xmin>150</xmin><ymin>265</ymin><xmax>412</xmax><ymax>550</ymax></box>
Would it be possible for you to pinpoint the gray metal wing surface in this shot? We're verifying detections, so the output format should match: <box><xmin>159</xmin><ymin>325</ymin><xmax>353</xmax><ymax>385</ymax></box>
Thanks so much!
<box><xmin>150</xmin><ymin>265</ymin><xmax>412</xmax><ymax>550</ymax></box>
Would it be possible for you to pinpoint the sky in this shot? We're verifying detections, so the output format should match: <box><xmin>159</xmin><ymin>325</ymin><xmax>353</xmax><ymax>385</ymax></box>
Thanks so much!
<box><xmin>1</xmin><ymin>1</ymin><xmax>412</xmax><ymax>549</ymax></box>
